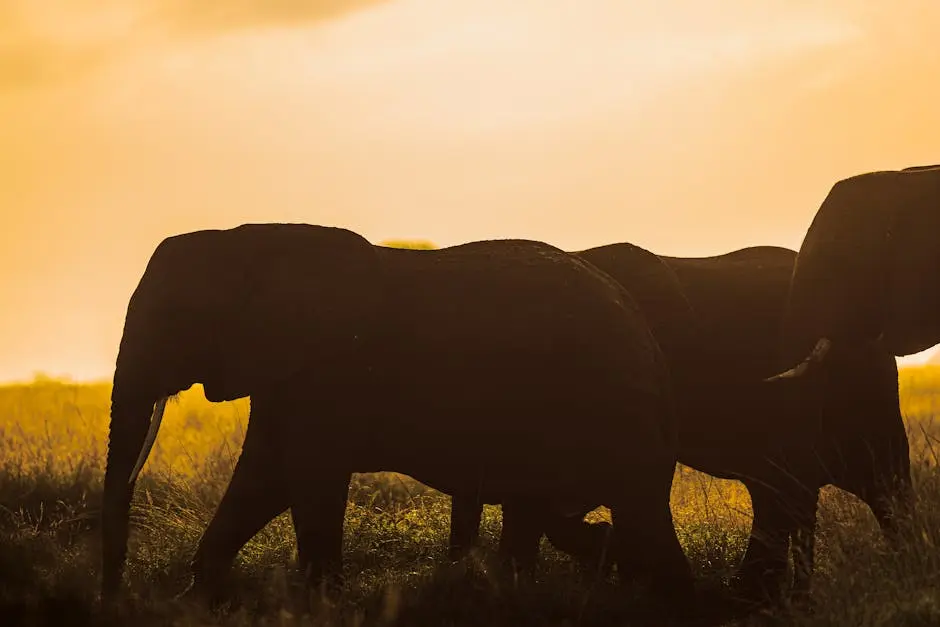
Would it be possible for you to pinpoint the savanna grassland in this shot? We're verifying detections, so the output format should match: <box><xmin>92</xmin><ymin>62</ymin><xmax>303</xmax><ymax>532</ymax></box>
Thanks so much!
<box><xmin>2</xmin><ymin>370</ymin><xmax>940</xmax><ymax>626</ymax></box>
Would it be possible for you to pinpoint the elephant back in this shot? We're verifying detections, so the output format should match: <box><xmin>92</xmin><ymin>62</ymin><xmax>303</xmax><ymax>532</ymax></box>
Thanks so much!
<box><xmin>662</xmin><ymin>246</ymin><xmax>796</xmax><ymax>382</ymax></box>
<box><xmin>577</xmin><ymin>242</ymin><xmax>700</xmax><ymax>383</ymax></box>
<box><xmin>372</xmin><ymin>239</ymin><xmax>670</xmax><ymax>401</ymax></box>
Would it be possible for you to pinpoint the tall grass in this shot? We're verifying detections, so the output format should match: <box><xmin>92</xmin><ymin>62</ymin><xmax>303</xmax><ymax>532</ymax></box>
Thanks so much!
<box><xmin>1</xmin><ymin>368</ymin><xmax>939</xmax><ymax>625</ymax></box>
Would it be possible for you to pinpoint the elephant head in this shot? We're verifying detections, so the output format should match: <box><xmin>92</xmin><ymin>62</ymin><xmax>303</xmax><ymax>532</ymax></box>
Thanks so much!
<box><xmin>101</xmin><ymin>223</ymin><xmax>380</xmax><ymax>600</ymax></box>
<box><xmin>772</xmin><ymin>164</ymin><xmax>940</xmax><ymax>374</ymax></box>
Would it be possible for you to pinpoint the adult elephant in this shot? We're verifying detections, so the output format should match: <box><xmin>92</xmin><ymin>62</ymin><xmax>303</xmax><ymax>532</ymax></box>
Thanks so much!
<box><xmin>449</xmin><ymin>244</ymin><xmax>911</xmax><ymax>603</ymax></box>
<box><xmin>663</xmin><ymin>247</ymin><xmax>910</xmax><ymax>601</ymax></box>
<box><xmin>100</xmin><ymin>224</ymin><xmax>693</xmax><ymax>611</ymax></box>
<box><xmin>445</xmin><ymin>242</ymin><xmax>703</xmax><ymax>574</ymax></box>
<box><xmin>770</xmin><ymin>163</ymin><xmax>940</xmax><ymax>368</ymax></box>
<box><xmin>754</xmin><ymin>163</ymin><xmax>939</xmax><ymax>598</ymax></box>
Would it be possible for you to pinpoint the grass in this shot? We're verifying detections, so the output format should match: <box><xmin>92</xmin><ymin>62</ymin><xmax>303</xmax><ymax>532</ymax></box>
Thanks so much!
<box><xmin>1</xmin><ymin>368</ymin><xmax>940</xmax><ymax>626</ymax></box>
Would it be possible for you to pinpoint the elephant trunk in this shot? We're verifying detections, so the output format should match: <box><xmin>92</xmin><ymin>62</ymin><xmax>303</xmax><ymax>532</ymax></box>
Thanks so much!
<box><xmin>101</xmin><ymin>377</ymin><xmax>169</xmax><ymax>600</ymax></box>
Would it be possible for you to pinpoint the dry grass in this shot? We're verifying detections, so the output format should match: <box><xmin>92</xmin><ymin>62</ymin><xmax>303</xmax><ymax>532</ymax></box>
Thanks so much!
<box><xmin>1</xmin><ymin>368</ymin><xmax>940</xmax><ymax>626</ymax></box>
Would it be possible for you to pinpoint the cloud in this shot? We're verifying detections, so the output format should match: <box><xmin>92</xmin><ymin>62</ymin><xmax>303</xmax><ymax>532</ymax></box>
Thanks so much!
<box><xmin>0</xmin><ymin>40</ymin><xmax>107</xmax><ymax>90</ymax></box>
<box><xmin>0</xmin><ymin>0</ymin><xmax>391</xmax><ymax>90</ymax></box>
<box><xmin>262</xmin><ymin>0</ymin><xmax>862</xmax><ymax>138</ymax></box>
<box><xmin>0</xmin><ymin>1</ymin><xmax>148</xmax><ymax>89</ymax></box>
<box><xmin>155</xmin><ymin>0</ymin><xmax>391</xmax><ymax>35</ymax></box>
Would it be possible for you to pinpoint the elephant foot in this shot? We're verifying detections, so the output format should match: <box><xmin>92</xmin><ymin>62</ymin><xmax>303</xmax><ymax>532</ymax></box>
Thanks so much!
<box><xmin>174</xmin><ymin>578</ymin><xmax>233</xmax><ymax>613</ymax></box>
<box><xmin>571</xmin><ymin>521</ymin><xmax>615</xmax><ymax>577</ymax></box>
<box><xmin>728</xmin><ymin>567</ymin><xmax>786</xmax><ymax>610</ymax></box>
<box><xmin>786</xmin><ymin>579</ymin><xmax>815</xmax><ymax>613</ymax></box>
<box><xmin>542</xmin><ymin>517</ymin><xmax>615</xmax><ymax>580</ymax></box>
<box><xmin>300</xmin><ymin>561</ymin><xmax>345</xmax><ymax>597</ymax></box>
<box><xmin>286</xmin><ymin>569</ymin><xmax>345</xmax><ymax>618</ymax></box>
<box><xmin>492</xmin><ymin>554</ymin><xmax>537</xmax><ymax>585</ymax></box>
<box><xmin>613</xmin><ymin>574</ymin><xmax>700</xmax><ymax>625</ymax></box>
<box><xmin>482</xmin><ymin>544</ymin><xmax>538</xmax><ymax>588</ymax></box>
<box><xmin>306</xmin><ymin>573</ymin><xmax>345</xmax><ymax>598</ymax></box>
<box><xmin>678</xmin><ymin>580</ymin><xmax>770</xmax><ymax>626</ymax></box>
<box><xmin>614</xmin><ymin>557</ymin><xmax>696</xmax><ymax>621</ymax></box>
<box><xmin>448</xmin><ymin>543</ymin><xmax>483</xmax><ymax>564</ymax></box>
<box><xmin>175</xmin><ymin>559</ymin><xmax>243</xmax><ymax>612</ymax></box>
<box><xmin>98</xmin><ymin>587</ymin><xmax>137</xmax><ymax>624</ymax></box>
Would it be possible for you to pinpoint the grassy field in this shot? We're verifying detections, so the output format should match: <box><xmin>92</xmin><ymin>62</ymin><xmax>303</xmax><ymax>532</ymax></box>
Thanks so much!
<box><xmin>1</xmin><ymin>369</ymin><xmax>940</xmax><ymax>626</ymax></box>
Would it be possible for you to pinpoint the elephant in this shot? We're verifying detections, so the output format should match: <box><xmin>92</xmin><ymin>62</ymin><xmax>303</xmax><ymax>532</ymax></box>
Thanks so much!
<box><xmin>771</xmin><ymin>163</ymin><xmax>940</xmax><ymax>369</ymax></box>
<box><xmin>100</xmin><ymin>223</ymin><xmax>695</xmax><ymax>613</ymax></box>
<box><xmin>760</xmin><ymin>163</ymin><xmax>940</xmax><ymax>591</ymax></box>
<box><xmin>662</xmin><ymin>246</ymin><xmax>910</xmax><ymax>601</ymax></box>
<box><xmin>447</xmin><ymin>244</ymin><xmax>911</xmax><ymax>603</ymax></box>
<box><xmin>444</xmin><ymin>242</ymin><xmax>702</xmax><ymax>572</ymax></box>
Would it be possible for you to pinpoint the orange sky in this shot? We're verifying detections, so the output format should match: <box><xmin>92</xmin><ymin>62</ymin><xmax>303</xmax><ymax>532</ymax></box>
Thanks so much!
<box><xmin>1</xmin><ymin>0</ymin><xmax>939</xmax><ymax>382</ymax></box>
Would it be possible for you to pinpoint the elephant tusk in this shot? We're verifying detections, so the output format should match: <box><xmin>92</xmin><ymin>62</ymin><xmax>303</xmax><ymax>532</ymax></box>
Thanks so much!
<box><xmin>807</xmin><ymin>336</ymin><xmax>833</xmax><ymax>361</ymax></box>
<box><xmin>764</xmin><ymin>337</ymin><xmax>833</xmax><ymax>382</ymax></box>
<box><xmin>128</xmin><ymin>396</ymin><xmax>169</xmax><ymax>486</ymax></box>
<box><xmin>764</xmin><ymin>361</ymin><xmax>810</xmax><ymax>382</ymax></box>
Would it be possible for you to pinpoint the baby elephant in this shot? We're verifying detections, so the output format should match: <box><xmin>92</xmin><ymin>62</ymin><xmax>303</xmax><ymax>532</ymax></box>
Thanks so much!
<box><xmin>448</xmin><ymin>496</ymin><xmax>614</xmax><ymax>576</ymax></box>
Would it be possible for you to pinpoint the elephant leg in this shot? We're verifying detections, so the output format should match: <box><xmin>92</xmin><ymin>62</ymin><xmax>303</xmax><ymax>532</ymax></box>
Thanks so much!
<box><xmin>788</xmin><ymin>488</ymin><xmax>819</xmax><ymax>603</ymax></box>
<box><xmin>870</xmin><ymin>479</ymin><xmax>913</xmax><ymax>549</ymax></box>
<box><xmin>497</xmin><ymin>499</ymin><xmax>544</xmax><ymax>577</ymax></box>
<box><xmin>287</xmin><ymin>470</ymin><xmax>351</xmax><ymax>591</ymax></box>
<box><xmin>543</xmin><ymin>514</ymin><xmax>613</xmax><ymax>576</ymax></box>
<box><xmin>449</xmin><ymin>495</ymin><xmax>483</xmax><ymax>561</ymax></box>
<box><xmin>609</xmin><ymin>498</ymin><xmax>694</xmax><ymax>612</ymax></box>
<box><xmin>733</xmin><ymin>483</ymin><xmax>793</xmax><ymax>604</ymax></box>
<box><xmin>187</xmin><ymin>410</ymin><xmax>290</xmax><ymax>602</ymax></box>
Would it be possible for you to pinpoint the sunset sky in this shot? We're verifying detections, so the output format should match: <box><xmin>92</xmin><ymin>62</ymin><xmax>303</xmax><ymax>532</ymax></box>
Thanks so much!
<box><xmin>2</xmin><ymin>0</ymin><xmax>939</xmax><ymax>382</ymax></box>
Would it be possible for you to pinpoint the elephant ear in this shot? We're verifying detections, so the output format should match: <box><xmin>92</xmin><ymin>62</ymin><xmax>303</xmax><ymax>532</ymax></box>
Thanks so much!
<box><xmin>782</xmin><ymin>172</ymin><xmax>897</xmax><ymax>363</ymax></box>
<box><xmin>216</xmin><ymin>225</ymin><xmax>382</xmax><ymax>399</ymax></box>
<box><xmin>882</xmin><ymin>168</ymin><xmax>940</xmax><ymax>355</ymax></box>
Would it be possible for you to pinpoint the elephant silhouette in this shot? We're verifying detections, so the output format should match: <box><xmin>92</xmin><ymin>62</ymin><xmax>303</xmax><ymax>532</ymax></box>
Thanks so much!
<box><xmin>100</xmin><ymin>224</ymin><xmax>694</xmax><ymax>618</ymax></box>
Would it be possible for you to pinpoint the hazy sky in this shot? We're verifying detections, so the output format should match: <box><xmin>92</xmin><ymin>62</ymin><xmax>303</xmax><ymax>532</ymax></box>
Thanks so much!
<box><xmin>2</xmin><ymin>0</ymin><xmax>939</xmax><ymax>382</ymax></box>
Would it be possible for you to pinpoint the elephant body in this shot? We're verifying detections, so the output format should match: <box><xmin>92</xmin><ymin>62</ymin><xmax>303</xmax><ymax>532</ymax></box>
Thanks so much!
<box><xmin>101</xmin><ymin>224</ymin><xmax>693</xmax><ymax>608</ymax></box>
<box><xmin>450</xmin><ymin>244</ymin><xmax>910</xmax><ymax>602</ymax></box>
